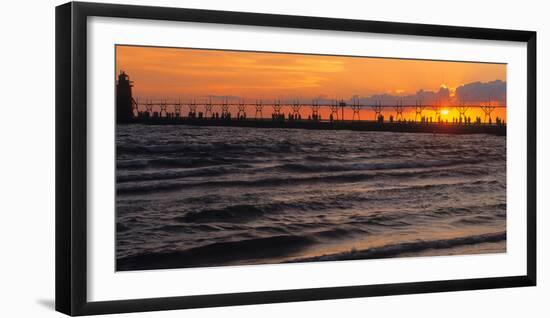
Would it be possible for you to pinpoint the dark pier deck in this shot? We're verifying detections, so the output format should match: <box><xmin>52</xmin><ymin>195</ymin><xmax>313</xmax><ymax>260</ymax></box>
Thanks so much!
<box><xmin>129</xmin><ymin>117</ymin><xmax>506</xmax><ymax>136</ymax></box>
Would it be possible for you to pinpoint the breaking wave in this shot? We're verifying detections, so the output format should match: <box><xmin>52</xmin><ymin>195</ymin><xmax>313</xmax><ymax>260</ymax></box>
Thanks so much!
<box><xmin>117</xmin><ymin>234</ymin><xmax>315</xmax><ymax>270</ymax></box>
<box><xmin>288</xmin><ymin>231</ymin><xmax>506</xmax><ymax>263</ymax></box>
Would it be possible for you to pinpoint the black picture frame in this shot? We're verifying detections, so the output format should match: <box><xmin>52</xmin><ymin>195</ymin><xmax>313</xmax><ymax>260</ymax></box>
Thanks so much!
<box><xmin>55</xmin><ymin>1</ymin><xmax>537</xmax><ymax>316</ymax></box>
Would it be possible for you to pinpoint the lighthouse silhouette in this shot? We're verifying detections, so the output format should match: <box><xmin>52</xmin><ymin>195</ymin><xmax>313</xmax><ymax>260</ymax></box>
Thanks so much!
<box><xmin>116</xmin><ymin>71</ymin><xmax>135</xmax><ymax>123</ymax></box>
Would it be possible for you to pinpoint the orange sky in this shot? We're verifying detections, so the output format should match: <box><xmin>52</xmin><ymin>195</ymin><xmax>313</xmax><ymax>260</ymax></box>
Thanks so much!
<box><xmin>115</xmin><ymin>45</ymin><xmax>507</xmax><ymax>121</ymax></box>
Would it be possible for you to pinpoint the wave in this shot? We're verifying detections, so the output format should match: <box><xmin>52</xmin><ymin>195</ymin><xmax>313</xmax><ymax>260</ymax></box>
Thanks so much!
<box><xmin>177</xmin><ymin>204</ymin><xmax>267</xmax><ymax>223</ymax></box>
<box><xmin>347</xmin><ymin>212</ymin><xmax>412</xmax><ymax>227</ymax></box>
<box><xmin>116</xmin><ymin>156</ymin><xmax>251</xmax><ymax>170</ymax></box>
<box><xmin>287</xmin><ymin>231</ymin><xmax>506</xmax><ymax>263</ymax></box>
<box><xmin>452</xmin><ymin>211</ymin><xmax>506</xmax><ymax>225</ymax></box>
<box><xmin>116</xmin><ymin>234</ymin><xmax>315</xmax><ymax>271</ymax></box>
<box><xmin>427</xmin><ymin>203</ymin><xmax>506</xmax><ymax>217</ymax></box>
<box><xmin>275</xmin><ymin>158</ymin><xmax>483</xmax><ymax>174</ymax></box>
<box><xmin>117</xmin><ymin>166</ymin><xmax>236</xmax><ymax>183</ymax></box>
<box><xmin>116</xmin><ymin>231</ymin><xmax>506</xmax><ymax>271</ymax></box>
<box><xmin>116</xmin><ymin>172</ymin><xmax>375</xmax><ymax>194</ymax></box>
<box><xmin>116</xmin><ymin>159</ymin><xmax>151</xmax><ymax>169</ymax></box>
<box><xmin>312</xmin><ymin>227</ymin><xmax>368</xmax><ymax>239</ymax></box>
<box><xmin>452</xmin><ymin>215</ymin><xmax>497</xmax><ymax>225</ymax></box>
<box><xmin>116</xmin><ymin>158</ymin><xmax>482</xmax><ymax>184</ymax></box>
<box><xmin>117</xmin><ymin>143</ymin><xmax>217</xmax><ymax>154</ymax></box>
<box><xmin>117</xmin><ymin>141</ymin><xmax>298</xmax><ymax>156</ymax></box>
<box><xmin>176</xmin><ymin>194</ymin><xmax>359</xmax><ymax>223</ymax></box>
<box><xmin>116</xmin><ymin>167</ymin><xmax>495</xmax><ymax>195</ymax></box>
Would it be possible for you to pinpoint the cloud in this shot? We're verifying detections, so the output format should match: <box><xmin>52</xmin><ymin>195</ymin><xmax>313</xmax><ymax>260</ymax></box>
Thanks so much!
<box><xmin>312</xmin><ymin>86</ymin><xmax>452</xmax><ymax>106</ymax></box>
<box><xmin>455</xmin><ymin>80</ymin><xmax>506</xmax><ymax>103</ymax></box>
<box><xmin>312</xmin><ymin>80</ymin><xmax>505</xmax><ymax>106</ymax></box>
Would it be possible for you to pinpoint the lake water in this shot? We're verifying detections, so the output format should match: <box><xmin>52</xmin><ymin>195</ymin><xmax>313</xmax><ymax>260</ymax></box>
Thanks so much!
<box><xmin>115</xmin><ymin>124</ymin><xmax>506</xmax><ymax>271</ymax></box>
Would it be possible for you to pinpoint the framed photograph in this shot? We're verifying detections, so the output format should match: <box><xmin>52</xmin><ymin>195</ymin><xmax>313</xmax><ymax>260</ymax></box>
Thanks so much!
<box><xmin>56</xmin><ymin>1</ymin><xmax>536</xmax><ymax>316</ymax></box>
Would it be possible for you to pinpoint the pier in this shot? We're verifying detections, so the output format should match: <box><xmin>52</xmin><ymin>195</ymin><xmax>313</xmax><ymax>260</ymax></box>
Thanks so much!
<box><xmin>131</xmin><ymin>116</ymin><xmax>505</xmax><ymax>135</ymax></box>
<box><xmin>116</xmin><ymin>71</ymin><xmax>506</xmax><ymax>136</ymax></box>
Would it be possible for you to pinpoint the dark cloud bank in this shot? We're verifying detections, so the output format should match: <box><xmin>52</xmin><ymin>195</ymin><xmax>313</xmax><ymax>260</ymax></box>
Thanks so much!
<box><xmin>318</xmin><ymin>80</ymin><xmax>506</xmax><ymax>106</ymax></box>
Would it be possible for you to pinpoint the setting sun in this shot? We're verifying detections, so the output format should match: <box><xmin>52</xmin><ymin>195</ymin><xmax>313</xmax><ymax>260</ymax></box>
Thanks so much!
<box><xmin>441</xmin><ymin>109</ymin><xmax>449</xmax><ymax>116</ymax></box>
